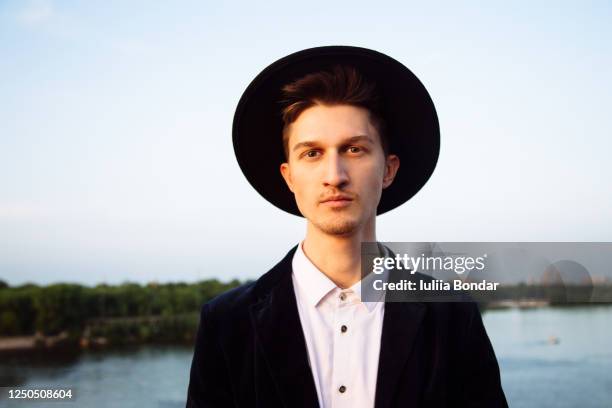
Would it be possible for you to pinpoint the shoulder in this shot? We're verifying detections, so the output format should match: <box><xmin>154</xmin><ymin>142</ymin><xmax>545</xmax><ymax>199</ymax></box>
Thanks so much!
<box><xmin>203</xmin><ymin>280</ymin><xmax>258</xmax><ymax>324</ymax></box>
<box><xmin>424</xmin><ymin>297</ymin><xmax>484</xmax><ymax>344</ymax></box>
<box><xmin>407</xmin><ymin>272</ymin><xmax>482</xmax><ymax>328</ymax></box>
<box><xmin>200</xmin><ymin>245</ymin><xmax>298</xmax><ymax>326</ymax></box>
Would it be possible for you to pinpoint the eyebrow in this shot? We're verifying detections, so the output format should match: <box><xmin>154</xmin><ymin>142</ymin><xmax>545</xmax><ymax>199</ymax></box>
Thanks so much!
<box><xmin>291</xmin><ymin>135</ymin><xmax>375</xmax><ymax>152</ymax></box>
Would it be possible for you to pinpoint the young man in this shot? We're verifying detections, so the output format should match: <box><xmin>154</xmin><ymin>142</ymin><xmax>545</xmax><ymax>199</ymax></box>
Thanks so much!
<box><xmin>187</xmin><ymin>46</ymin><xmax>507</xmax><ymax>407</ymax></box>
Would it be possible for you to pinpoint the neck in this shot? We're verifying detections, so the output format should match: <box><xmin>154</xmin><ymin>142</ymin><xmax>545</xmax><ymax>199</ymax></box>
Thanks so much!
<box><xmin>302</xmin><ymin>217</ymin><xmax>376</xmax><ymax>289</ymax></box>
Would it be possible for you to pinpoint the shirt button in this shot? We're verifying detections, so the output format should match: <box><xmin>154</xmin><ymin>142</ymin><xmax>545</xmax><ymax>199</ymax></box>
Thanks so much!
<box><xmin>341</xmin><ymin>325</ymin><xmax>348</xmax><ymax>333</ymax></box>
<box><xmin>339</xmin><ymin>293</ymin><xmax>347</xmax><ymax>301</ymax></box>
<box><xmin>339</xmin><ymin>385</ymin><xmax>347</xmax><ymax>393</ymax></box>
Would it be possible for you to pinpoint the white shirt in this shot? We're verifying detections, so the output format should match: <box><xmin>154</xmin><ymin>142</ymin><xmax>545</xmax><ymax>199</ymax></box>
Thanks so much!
<box><xmin>291</xmin><ymin>242</ymin><xmax>387</xmax><ymax>408</ymax></box>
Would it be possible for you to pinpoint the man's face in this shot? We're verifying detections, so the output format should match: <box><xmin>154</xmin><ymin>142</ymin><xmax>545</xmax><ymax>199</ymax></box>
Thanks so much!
<box><xmin>280</xmin><ymin>104</ymin><xmax>399</xmax><ymax>236</ymax></box>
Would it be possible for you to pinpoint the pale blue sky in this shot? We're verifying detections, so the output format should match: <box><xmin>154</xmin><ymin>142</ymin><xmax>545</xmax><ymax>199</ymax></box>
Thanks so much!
<box><xmin>1</xmin><ymin>0</ymin><xmax>611</xmax><ymax>285</ymax></box>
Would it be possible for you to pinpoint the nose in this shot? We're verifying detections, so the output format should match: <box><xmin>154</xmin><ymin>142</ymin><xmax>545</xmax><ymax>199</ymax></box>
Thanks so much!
<box><xmin>322</xmin><ymin>151</ymin><xmax>349</xmax><ymax>189</ymax></box>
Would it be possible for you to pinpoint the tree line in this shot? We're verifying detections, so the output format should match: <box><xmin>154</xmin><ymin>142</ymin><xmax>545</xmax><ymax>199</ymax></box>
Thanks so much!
<box><xmin>0</xmin><ymin>279</ymin><xmax>244</xmax><ymax>337</ymax></box>
<box><xmin>1</xmin><ymin>278</ymin><xmax>611</xmax><ymax>344</ymax></box>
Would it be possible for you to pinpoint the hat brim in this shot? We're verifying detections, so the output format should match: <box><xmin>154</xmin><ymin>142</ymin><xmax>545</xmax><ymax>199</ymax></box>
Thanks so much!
<box><xmin>232</xmin><ymin>45</ymin><xmax>440</xmax><ymax>216</ymax></box>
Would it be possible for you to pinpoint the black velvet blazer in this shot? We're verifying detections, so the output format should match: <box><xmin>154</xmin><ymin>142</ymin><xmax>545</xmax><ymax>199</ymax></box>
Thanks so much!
<box><xmin>186</xmin><ymin>246</ymin><xmax>508</xmax><ymax>407</ymax></box>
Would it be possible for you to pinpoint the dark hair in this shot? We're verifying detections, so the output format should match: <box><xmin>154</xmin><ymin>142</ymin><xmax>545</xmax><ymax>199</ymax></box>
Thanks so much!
<box><xmin>279</xmin><ymin>65</ymin><xmax>388</xmax><ymax>158</ymax></box>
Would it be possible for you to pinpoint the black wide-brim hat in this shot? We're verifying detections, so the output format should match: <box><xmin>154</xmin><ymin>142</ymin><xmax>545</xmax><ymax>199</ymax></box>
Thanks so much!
<box><xmin>233</xmin><ymin>46</ymin><xmax>440</xmax><ymax>216</ymax></box>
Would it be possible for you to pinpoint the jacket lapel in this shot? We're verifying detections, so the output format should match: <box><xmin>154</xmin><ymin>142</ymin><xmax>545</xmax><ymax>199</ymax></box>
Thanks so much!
<box><xmin>249</xmin><ymin>247</ymin><xmax>320</xmax><ymax>408</ymax></box>
<box><xmin>374</xmin><ymin>278</ymin><xmax>426</xmax><ymax>408</ymax></box>
<box><xmin>248</xmin><ymin>246</ymin><xmax>426</xmax><ymax>408</ymax></box>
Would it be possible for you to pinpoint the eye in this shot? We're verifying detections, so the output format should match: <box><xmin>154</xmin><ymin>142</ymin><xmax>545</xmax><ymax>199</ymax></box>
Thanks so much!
<box><xmin>304</xmin><ymin>150</ymin><xmax>321</xmax><ymax>158</ymax></box>
<box><xmin>347</xmin><ymin>146</ymin><xmax>362</xmax><ymax>154</ymax></box>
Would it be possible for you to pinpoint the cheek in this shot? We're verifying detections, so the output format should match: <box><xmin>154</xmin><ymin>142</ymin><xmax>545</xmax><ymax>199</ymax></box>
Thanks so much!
<box><xmin>354</xmin><ymin>161</ymin><xmax>385</xmax><ymax>192</ymax></box>
<box><xmin>289</xmin><ymin>168</ymin><xmax>317</xmax><ymax>203</ymax></box>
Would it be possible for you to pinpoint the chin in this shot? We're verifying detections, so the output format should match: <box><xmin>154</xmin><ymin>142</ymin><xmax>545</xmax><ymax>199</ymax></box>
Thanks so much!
<box><xmin>312</xmin><ymin>214</ymin><xmax>361</xmax><ymax>236</ymax></box>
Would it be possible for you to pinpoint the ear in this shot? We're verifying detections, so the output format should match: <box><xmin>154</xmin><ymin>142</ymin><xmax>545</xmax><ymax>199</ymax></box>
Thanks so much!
<box><xmin>382</xmin><ymin>154</ymin><xmax>400</xmax><ymax>189</ymax></box>
<box><xmin>280</xmin><ymin>162</ymin><xmax>294</xmax><ymax>192</ymax></box>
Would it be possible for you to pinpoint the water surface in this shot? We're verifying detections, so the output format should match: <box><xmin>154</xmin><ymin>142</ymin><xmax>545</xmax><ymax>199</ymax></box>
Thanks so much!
<box><xmin>1</xmin><ymin>306</ymin><xmax>611</xmax><ymax>407</ymax></box>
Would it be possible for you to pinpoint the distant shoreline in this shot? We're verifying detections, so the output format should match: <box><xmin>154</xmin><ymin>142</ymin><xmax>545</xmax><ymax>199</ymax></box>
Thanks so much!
<box><xmin>0</xmin><ymin>332</ymin><xmax>74</xmax><ymax>353</ymax></box>
<box><xmin>486</xmin><ymin>299</ymin><xmax>551</xmax><ymax>309</ymax></box>
<box><xmin>0</xmin><ymin>330</ymin><xmax>194</xmax><ymax>355</ymax></box>
<box><xmin>3</xmin><ymin>303</ymin><xmax>612</xmax><ymax>354</ymax></box>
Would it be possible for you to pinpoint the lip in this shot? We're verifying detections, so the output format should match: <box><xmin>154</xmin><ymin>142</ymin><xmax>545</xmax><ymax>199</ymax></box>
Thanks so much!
<box><xmin>320</xmin><ymin>195</ymin><xmax>353</xmax><ymax>208</ymax></box>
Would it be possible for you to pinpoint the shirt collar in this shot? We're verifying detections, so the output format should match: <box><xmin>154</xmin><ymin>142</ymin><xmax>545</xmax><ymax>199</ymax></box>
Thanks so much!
<box><xmin>292</xmin><ymin>241</ymin><xmax>338</xmax><ymax>308</ymax></box>
<box><xmin>291</xmin><ymin>241</ymin><xmax>388</xmax><ymax>312</ymax></box>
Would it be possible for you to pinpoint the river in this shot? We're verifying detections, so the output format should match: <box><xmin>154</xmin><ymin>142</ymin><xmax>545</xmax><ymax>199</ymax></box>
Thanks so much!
<box><xmin>1</xmin><ymin>305</ymin><xmax>611</xmax><ymax>407</ymax></box>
